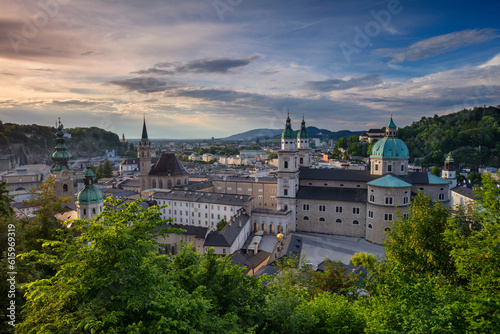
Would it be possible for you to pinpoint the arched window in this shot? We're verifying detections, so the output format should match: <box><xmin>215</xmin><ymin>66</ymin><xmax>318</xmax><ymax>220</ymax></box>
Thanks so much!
<box><xmin>353</xmin><ymin>220</ymin><xmax>359</xmax><ymax>225</ymax></box>
<box><xmin>159</xmin><ymin>179</ymin><xmax>163</xmax><ymax>189</ymax></box>
<box><xmin>369</xmin><ymin>194</ymin><xmax>375</xmax><ymax>202</ymax></box>
<box><xmin>83</xmin><ymin>208</ymin><xmax>87</xmax><ymax>216</ymax></box>
<box><xmin>254</xmin><ymin>222</ymin><xmax>258</xmax><ymax>231</ymax></box>
<box><xmin>63</xmin><ymin>184</ymin><xmax>68</xmax><ymax>192</ymax></box>
<box><xmin>167</xmin><ymin>180</ymin><xmax>172</xmax><ymax>188</ymax></box>
<box><xmin>184</xmin><ymin>179</ymin><xmax>188</xmax><ymax>184</ymax></box>
<box><xmin>368</xmin><ymin>224</ymin><xmax>373</xmax><ymax>229</ymax></box>
<box><xmin>319</xmin><ymin>217</ymin><xmax>325</xmax><ymax>222</ymax></box>
<box><xmin>388</xmin><ymin>164</ymin><xmax>392</xmax><ymax>172</ymax></box>
<box><xmin>385</xmin><ymin>227</ymin><xmax>391</xmax><ymax>231</ymax></box>
<box><xmin>152</xmin><ymin>179</ymin><xmax>157</xmax><ymax>188</ymax></box>
<box><xmin>284</xmin><ymin>161</ymin><xmax>288</xmax><ymax>169</ymax></box>
<box><xmin>92</xmin><ymin>208</ymin><xmax>96</xmax><ymax>215</ymax></box>
<box><xmin>177</xmin><ymin>179</ymin><xmax>181</xmax><ymax>185</ymax></box>
<box><xmin>336</xmin><ymin>219</ymin><xmax>342</xmax><ymax>223</ymax></box>
<box><xmin>385</xmin><ymin>197</ymin><xmax>393</xmax><ymax>205</ymax></box>
<box><xmin>261</xmin><ymin>223</ymin><xmax>267</xmax><ymax>233</ymax></box>
<box><xmin>300</xmin><ymin>158</ymin><xmax>303</xmax><ymax>164</ymax></box>
<box><xmin>270</xmin><ymin>224</ymin><xmax>275</xmax><ymax>234</ymax></box>
<box><xmin>278</xmin><ymin>225</ymin><xmax>283</xmax><ymax>233</ymax></box>
<box><xmin>303</xmin><ymin>216</ymin><xmax>309</xmax><ymax>221</ymax></box>
<box><xmin>438</xmin><ymin>193</ymin><xmax>445</xmax><ymax>201</ymax></box>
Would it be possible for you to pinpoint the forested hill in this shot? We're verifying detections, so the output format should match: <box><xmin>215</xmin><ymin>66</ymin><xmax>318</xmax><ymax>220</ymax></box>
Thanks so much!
<box><xmin>0</xmin><ymin>121</ymin><xmax>122</xmax><ymax>164</ymax></box>
<box><xmin>398</xmin><ymin>106</ymin><xmax>500</xmax><ymax>167</ymax></box>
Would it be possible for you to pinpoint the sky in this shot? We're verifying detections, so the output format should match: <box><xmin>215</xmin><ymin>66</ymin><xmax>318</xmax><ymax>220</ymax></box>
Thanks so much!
<box><xmin>1</xmin><ymin>0</ymin><xmax>500</xmax><ymax>139</ymax></box>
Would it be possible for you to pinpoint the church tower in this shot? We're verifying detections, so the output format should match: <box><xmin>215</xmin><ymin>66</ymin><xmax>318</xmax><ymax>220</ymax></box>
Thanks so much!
<box><xmin>138</xmin><ymin>116</ymin><xmax>152</xmax><ymax>191</ymax></box>
<box><xmin>441</xmin><ymin>152</ymin><xmax>457</xmax><ymax>189</ymax></box>
<box><xmin>51</xmin><ymin>119</ymin><xmax>75</xmax><ymax>204</ymax></box>
<box><xmin>76</xmin><ymin>165</ymin><xmax>104</xmax><ymax>219</ymax></box>
<box><xmin>277</xmin><ymin>113</ymin><xmax>299</xmax><ymax>231</ymax></box>
<box><xmin>370</xmin><ymin>114</ymin><xmax>409</xmax><ymax>176</ymax></box>
<box><xmin>297</xmin><ymin>115</ymin><xmax>311</xmax><ymax>167</ymax></box>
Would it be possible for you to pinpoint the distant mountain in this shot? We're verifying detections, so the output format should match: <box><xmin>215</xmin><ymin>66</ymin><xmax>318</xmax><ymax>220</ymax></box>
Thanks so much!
<box><xmin>220</xmin><ymin>127</ymin><xmax>364</xmax><ymax>141</ymax></box>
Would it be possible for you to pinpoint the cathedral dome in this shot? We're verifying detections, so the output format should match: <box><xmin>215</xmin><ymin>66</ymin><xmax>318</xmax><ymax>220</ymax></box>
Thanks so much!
<box><xmin>370</xmin><ymin>137</ymin><xmax>409</xmax><ymax>159</ymax></box>
<box><xmin>76</xmin><ymin>166</ymin><xmax>103</xmax><ymax>204</ymax></box>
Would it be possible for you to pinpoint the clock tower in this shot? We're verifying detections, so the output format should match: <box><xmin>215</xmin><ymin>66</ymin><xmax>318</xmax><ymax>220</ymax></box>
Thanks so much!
<box><xmin>51</xmin><ymin>120</ymin><xmax>75</xmax><ymax>204</ymax></box>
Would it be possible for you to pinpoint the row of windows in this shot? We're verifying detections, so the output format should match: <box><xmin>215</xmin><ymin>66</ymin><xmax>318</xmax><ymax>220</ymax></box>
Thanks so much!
<box><xmin>374</xmin><ymin>164</ymin><xmax>405</xmax><ymax>172</ymax></box>
<box><xmin>367</xmin><ymin>224</ymin><xmax>392</xmax><ymax>232</ymax></box>
<box><xmin>368</xmin><ymin>195</ymin><xmax>409</xmax><ymax>205</ymax></box>
<box><xmin>306</xmin><ymin>182</ymin><xmax>361</xmax><ymax>188</ymax></box>
<box><xmin>302</xmin><ymin>204</ymin><xmax>360</xmax><ymax>214</ymax></box>
<box><xmin>302</xmin><ymin>216</ymin><xmax>360</xmax><ymax>224</ymax></box>
<box><xmin>367</xmin><ymin>211</ymin><xmax>408</xmax><ymax>220</ymax></box>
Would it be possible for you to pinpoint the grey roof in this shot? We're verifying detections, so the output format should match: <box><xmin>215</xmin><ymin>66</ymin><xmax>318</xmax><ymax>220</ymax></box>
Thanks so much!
<box><xmin>177</xmin><ymin>180</ymin><xmax>213</xmax><ymax>191</ymax></box>
<box><xmin>154</xmin><ymin>190</ymin><xmax>252</xmax><ymax>206</ymax></box>
<box><xmin>149</xmin><ymin>153</ymin><xmax>188</xmax><ymax>176</ymax></box>
<box><xmin>102</xmin><ymin>189</ymin><xmax>139</xmax><ymax>198</ymax></box>
<box><xmin>267</xmin><ymin>233</ymin><xmax>303</xmax><ymax>266</ymax></box>
<box><xmin>204</xmin><ymin>213</ymin><xmax>250</xmax><ymax>247</ymax></box>
<box><xmin>119</xmin><ymin>158</ymin><xmax>139</xmax><ymax>165</ymax></box>
<box><xmin>231</xmin><ymin>250</ymin><xmax>271</xmax><ymax>271</ymax></box>
<box><xmin>155</xmin><ymin>223</ymin><xmax>208</xmax><ymax>239</ymax></box>
<box><xmin>451</xmin><ymin>186</ymin><xmax>479</xmax><ymax>200</ymax></box>
<box><xmin>214</xmin><ymin>175</ymin><xmax>277</xmax><ymax>183</ymax></box>
<box><xmin>297</xmin><ymin>186</ymin><xmax>367</xmax><ymax>203</ymax></box>
<box><xmin>118</xmin><ymin>178</ymin><xmax>140</xmax><ymax>187</ymax></box>
<box><xmin>300</xmin><ymin>168</ymin><xmax>376</xmax><ymax>182</ymax></box>
<box><xmin>398</xmin><ymin>172</ymin><xmax>449</xmax><ymax>186</ymax></box>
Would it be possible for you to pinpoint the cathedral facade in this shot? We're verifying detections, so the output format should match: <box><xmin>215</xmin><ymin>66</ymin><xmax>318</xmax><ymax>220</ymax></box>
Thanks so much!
<box><xmin>274</xmin><ymin>114</ymin><xmax>450</xmax><ymax>244</ymax></box>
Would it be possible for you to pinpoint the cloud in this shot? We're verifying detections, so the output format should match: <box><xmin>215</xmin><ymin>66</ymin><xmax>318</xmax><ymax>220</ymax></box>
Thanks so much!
<box><xmin>376</xmin><ymin>29</ymin><xmax>499</xmax><ymax>63</ymax></box>
<box><xmin>133</xmin><ymin>56</ymin><xmax>260</xmax><ymax>75</ymax></box>
<box><xmin>81</xmin><ymin>51</ymin><xmax>103</xmax><ymax>56</ymax></box>
<box><xmin>107</xmin><ymin>77</ymin><xmax>186</xmax><ymax>93</ymax></box>
<box><xmin>304</xmin><ymin>74</ymin><xmax>382</xmax><ymax>92</ymax></box>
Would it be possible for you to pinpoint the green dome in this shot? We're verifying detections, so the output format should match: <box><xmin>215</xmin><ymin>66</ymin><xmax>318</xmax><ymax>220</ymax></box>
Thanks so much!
<box><xmin>297</xmin><ymin>117</ymin><xmax>308</xmax><ymax>139</ymax></box>
<box><xmin>281</xmin><ymin>114</ymin><xmax>295</xmax><ymax>139</ymax></box>
<box><xmin>76</xmin><ymin>165</ymin><xmax>103</xmax><ymax>204</ymax></box>
<box><xmin>370</xmin><ymin>138</ymin><xmax>409</xmax><ymax>159</ymax></box>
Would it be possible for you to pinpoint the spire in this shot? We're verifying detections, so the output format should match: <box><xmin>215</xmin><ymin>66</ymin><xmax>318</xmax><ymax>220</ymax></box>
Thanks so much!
<box><xmin>297</xmin><ymin>115</ymin><xmax>308</xmax><ymax>139</ymax></box>
<box><xmin>141</xmin><ymin>115</ymin><xmax>149</xmax><ymax>141</ymax></box>
<box><xmin>51</xmin><ymin>120</ymin><xmax>74</xmax><ymax>173</ymax></box>
<box><xmin>385</xmin><ymin>113</ymin><xmax>397</xmax><ymax>138</ymax></box>
<box><xmin>281</xmin><ymin>113</ymin><xmax>295</xmax><ymax>139</ymax></box>
<box><xmin>387</xmin><ymin>112</ymin><xmax>397</xmax><ymax>128</ymax></box>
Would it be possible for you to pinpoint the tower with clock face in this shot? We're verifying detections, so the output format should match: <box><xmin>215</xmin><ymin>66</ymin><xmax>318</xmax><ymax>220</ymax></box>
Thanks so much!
<box><xmin>51</xmin><ymin>120</ymin><xmax>75</xmax><ymax>205</ymax></box>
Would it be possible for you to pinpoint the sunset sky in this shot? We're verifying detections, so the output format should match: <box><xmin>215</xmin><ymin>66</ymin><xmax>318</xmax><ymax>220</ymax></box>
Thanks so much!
<box><xmin>1</xmin><ymin>0</ymin><xmax>500</xmax><ymax>139</ymax></box>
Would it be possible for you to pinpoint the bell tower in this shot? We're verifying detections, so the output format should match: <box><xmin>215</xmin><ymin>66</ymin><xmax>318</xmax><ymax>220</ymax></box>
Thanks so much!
<box><xmin>51</xmin><ymin>119</ymin><xmax>75</xmax><ymax>204</ymax></box>
<box><xmin>277</xmin><ymin>113</ymin><xmax>299</xmax><ymax>232</ymax></box>
<box><xmin>441</xmin><ymin>152</ymin><xmax>457</xmax><ymax>189</ymax></box>
<box><xmin>138</xmin><ymin>116</ymin><xmax>152</xmax><ymax>191</ymax></box>
<box><xmin>297</xmin><ymin>115</ymin><xmax>311</xmax><ymax>167</ymax></box>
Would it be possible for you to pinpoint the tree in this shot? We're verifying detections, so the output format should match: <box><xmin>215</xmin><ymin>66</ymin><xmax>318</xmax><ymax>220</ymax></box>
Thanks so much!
<box><xmin>95</xmin><ymin>164</ymin><xmax>104</xmax><ymax>181</ymax></box>
<box><xmin>431</xmin><ymin>166</ymin><xmax>441</xmax><ymax>176</ymax></box>
<box><xmin>350</xmin><ymin>252</ymin><xmax>378</xmax><ymax>270</ymax></box>
<box><xmin>384</xmin><ymin>193</ymin><xmax>455</xmax><ymax>280</ymax></box>
<box><xmin>102</xmin><ymin>159</ymin><xmax>113</xmax><ymax>178</ymax></box>
<box><xmin>0</xmin><ymin>181</ymin><xmax>13</xmax><ymax>217</ymax></box>
<box><xmin>216</xmin><ymin>219</ymin><xmax>228</xmax><ymax>231</ymax></box>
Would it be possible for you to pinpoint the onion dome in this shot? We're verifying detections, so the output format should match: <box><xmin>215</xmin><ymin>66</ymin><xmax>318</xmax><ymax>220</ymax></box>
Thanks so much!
<box><xmin>76</xmin><ymin>165</ymin><xmax>103</xmax><ymax>204</ymax></box>
<box><xmin>281</xmin><ymin>113</ymin><xmax>295</xmax><ymax>139</ymax></box>
<box><xmin>51</xmin><ymin>121</ymin><xmax>74</xmax><ymax>173</ymax></box>
<box><xmin>297</xmin><ymin>116</ymin><xmax>308</xmax><ymax>139</ymax></box>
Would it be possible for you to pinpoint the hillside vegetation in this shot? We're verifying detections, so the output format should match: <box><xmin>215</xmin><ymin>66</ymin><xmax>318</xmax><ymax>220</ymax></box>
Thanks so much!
<box><xmin>0</xmin><ymin>121</ymin><xmax>122</xmax><ymax>163</ymax></box>
<box><xmin>398</xmin><ymin>106</ymin><xmax>500</xmax><ymax>167</ymax></box>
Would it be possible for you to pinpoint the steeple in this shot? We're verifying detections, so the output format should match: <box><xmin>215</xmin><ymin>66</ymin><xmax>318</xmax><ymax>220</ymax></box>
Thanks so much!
<box><xmin>51</xmin><ymin>119</ymin><xmax>74</xmax><ymax>173</ymax></box>
<box><xmin>76</xmin><ymin>165</ymin><xmax>104</xmax><ymax>219</ymax></box>
<box><xmin>141</xmin><ymin>115</ymin><xmax>149</xmax><ymax>141</ymax></box>
<box><xmin>281</xmin><ymin>112</ymin><xmax>295</xmax><ymax>139</ymax></box>
<box><xmin>385</xmin><ymin>113</ymin><xmax>397</xmax><ymax>138</ymax></box>
<box><xmin>297</xmin><ymin>115</ymin><xmax>308</xmax><ymax>139</ymax></box>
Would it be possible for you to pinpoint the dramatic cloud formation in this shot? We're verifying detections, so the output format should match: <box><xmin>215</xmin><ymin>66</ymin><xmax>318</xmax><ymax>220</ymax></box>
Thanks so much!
<box><xmin>107</xmin><ymin>77</ymin><xmax>186</xmax><ymax>93</ymax></box>
<box><xmin>304</xmin><ymin>74</ymin><xmax>382</xmax><ymax>92</ymax></box>
<box><xmin>376</xmin><ymin>29</ymin><xmax>499</xmax><ymax>63</ymax></box>
<box><xmin>133</xmin><ymin>56</ymin><xmax>260</xmax><ymax>75</ymax></box>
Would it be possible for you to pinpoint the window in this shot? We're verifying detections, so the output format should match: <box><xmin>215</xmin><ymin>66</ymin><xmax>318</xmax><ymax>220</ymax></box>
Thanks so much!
<box><xmin>369</xmin><ymin>194</ymin><xmax>375</xmax><ymax>202</ymax></box>
<box><xmin>368</xmin><ymin>224</ymin><xmax>373</xmax><ymax>229</ymax></box>
<box><xmin>248</xmin><ymin>188</ymin><xmax>252</xmax><ymax>192</ymax></box>
<box><xmin>223</xmin><ymin>248</ymin><xmax>226</xmax><ymax>254</ymax></box>
<box><xmin>353</xmin><ymin>207</ymin><xmax>360</xmax><ymax>215</ymax></box>
<box><xmin>227</xmin><ymin>187</ymin><xmax>232</xmax><ymax>191</ymax></box>
<box><xmin>403</xmin><ymin>196</ymin><xmax>409</xmax><ymax>204</ymax></box>
<box><xmin>375</xmin><ymin>164</ymin><xmax>379</xmax><ymax>171</ymax></box>
<box><xmin>224</xmin><ymin>206</ymin><xmax>227</xmax><ymax>211</ymax></box>
<box><xmin>258</xmin><ymin>195</ymin><xmax>263</xmax><ymax>200</ymax></box>
<box><xmin>388</xmin><ymin>165</ymin><xmax>392</xmax><ymax>172</ymax></box>
<box><xmin>83</xmin><ymin>208</ymin><xmax>87</xmax><ymax>216</ymax></box>
<box><xmin>384</xmin><ymin>213</ymin><xmax>393</xmax><ymax>221</ymax></box>
<box><xmin>300</xmin><ymin>157</ymin><xmax>303</xmax><ymax>164</ymax></box>
<box><xmin>63</xmin><ymin>184</ymin><xmax>68</xmax><ymax>192</ymax></box>
<box><xmin>403</xmin><ymin>213</ymin><xmax>408</xmax><ymax>219</ymax></box>
<box><xmin>385</xmin><ymin>197</ymin><xmax>393</xmax><ymax>205</ymax></box>
<box><xmin>319</xmin><ymin>217</ymin><xmax>325</xmax><ymax>222</ymax></box>
<box><xmin>319</xmin><ymin>205</ymin><xmax>326</xmax><ymax>212</ymax></box>
<box><xmin>340</xmin><ymin>184</ymin><xmax>344</xmax><ymax>187</ymax></box>
<box><xmin>284</xmin><ymin>161</ymin><xmax>288</xmax><ymax>169</ymax></box>
<box><xmin>258</xmin><ymin>189</ymin><xmax>263</xmax><ymax>192</ymax></box>
<box><xmin>401</xmin><ymin>164</ymin><xmax>405</xmax><ymax>172</ymax></box>
<box><xmin>303</xmin><ymin>204</ymin><xmax>310</xmax><ymax>211</ymax></box>
<box><xmin>284</xmin><ymin>189</ymin><xmax>288</xmax><ymax>196</ymax></box>
<box><xmin>237</xmin><ymin>187</ymin><xmax>242</xmax><ymax>191</ymax></box>
<box><xmin>385</xmin><ymin>227</ymin><xmax>391</xmax><ymax>232</ymax></box>
<box><xmin>324</xmin><ymin>183</ymin><xmax>328</xmax><ymax>186</ymax></box>
<box><xmin>353</xmin><ymin>220</ymin><xmax>359</xmax><ymax>225</ymax></box>
<box><xmin>303</xmin><ymin>216</ymin><xmax>309</xmax><ymax>221</ymax></box>
<box><xmin>336</xmin><ymin>206</ymin><xmax>342</xmax><ymax>213</ymax></box>
<box><xmin>336</xmin><ymin>219</ymin><xmax>342</xmax><ymax>223</ymax></box>
<box><xmin>368</xmin><ymin>210</ymin><xmax>374</xmax><ymax>219</ymax></box>
<box><xmin>438</xmin><ymin>193</ymin><xmax>445</xmax><ymax>201</ymax></box>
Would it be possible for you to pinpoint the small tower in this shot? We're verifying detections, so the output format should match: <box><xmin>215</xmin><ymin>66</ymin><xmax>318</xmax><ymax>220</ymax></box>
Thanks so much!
<box><xmin>51</xmin><ymin>119</ymin><xmax>75</xmax><ymax>203</ymax></box>
<box><xmin>442</xmin><ymin>152</ymin><xmax>457</xmax><ymax>189</ymax></box>
<box><xmin>76</xmin><ymin>165</ymin><xmax>104</xmax><ymax>220</ymax></box>
<box><xmin>277</xmin><ymin>113</ymin><xmax>299</xmax><ymax>232</ymax></box>
<box><xmin>385</xmin><ymin>112</ymin><xmax>397</xmax><ymax>138</ymax></box>
<box><xmin>297</xmin><ymin>115</ymin><xmax>311</xmax><ymax>167</ymax></box>
<box><xmin>138</xmin><ymin>116</ymin><xmax>152</xmax><ymax>191</ymax></box>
